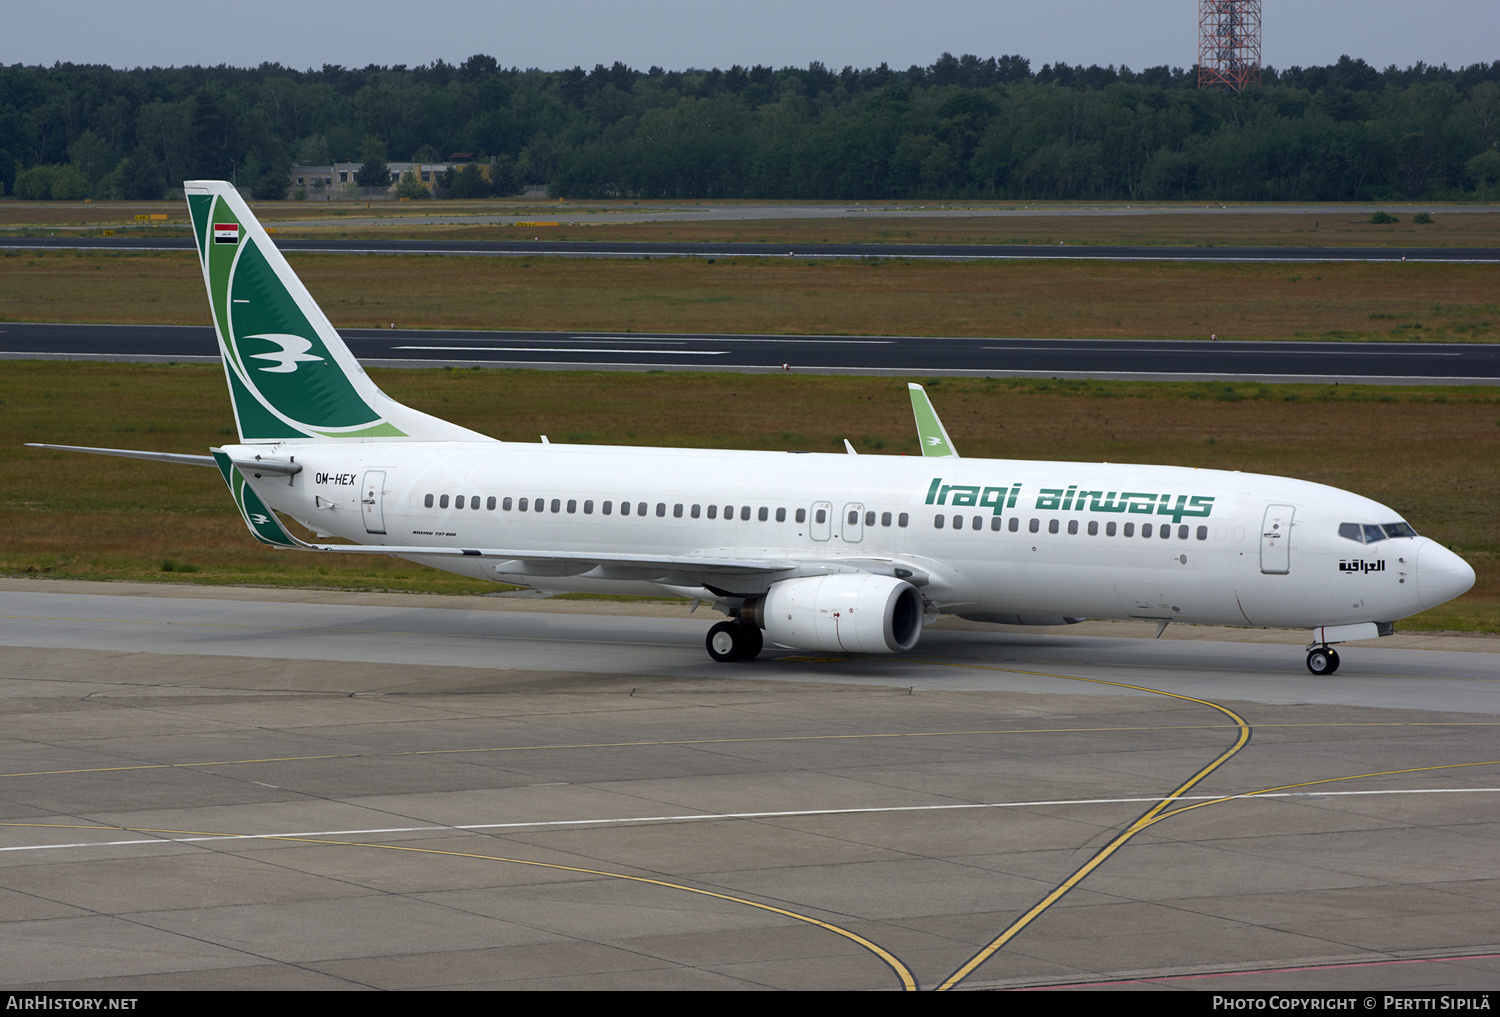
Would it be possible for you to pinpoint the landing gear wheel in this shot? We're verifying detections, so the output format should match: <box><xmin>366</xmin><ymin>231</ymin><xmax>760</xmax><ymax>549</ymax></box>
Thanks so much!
<box><xmin>707</xmin><ymin>621</ymin><xmax>745</xmax><ymax>663</ymax></box>
<box><xmin>1306</xmin><ymin>647</ymin><xmax>1341</xmax><ymax>675</ymax></box>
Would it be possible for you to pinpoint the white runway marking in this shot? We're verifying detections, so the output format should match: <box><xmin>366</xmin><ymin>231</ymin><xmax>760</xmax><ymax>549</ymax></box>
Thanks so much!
<box><xmin>391</xmin><ymin>345</ymin><xmax>729</xmax><ymax>355</ymax></box>
<box><xmin>6</xmin><ymin>788</ymin><xmax>1496</xmax><ymax>855</ymax></box>
<box><xmin>983</xmin><ymin>346</ymin><xmax>1463</xmax><ymax>357</ymax></box>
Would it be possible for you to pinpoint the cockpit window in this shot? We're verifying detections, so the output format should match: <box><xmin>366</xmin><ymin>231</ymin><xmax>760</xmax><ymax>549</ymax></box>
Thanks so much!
<box><xmin>1341</xmin><ymin>521</ymin><xmax>1419</xmax><ymax>543</ymax></box>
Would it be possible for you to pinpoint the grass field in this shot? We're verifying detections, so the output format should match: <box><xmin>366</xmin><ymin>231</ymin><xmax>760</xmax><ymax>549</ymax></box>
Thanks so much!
<box><xmin>4</xmin><ymin>198</ymin><xmax>1500</xmax><ymax>249</ymax></box>
<box><xmin>4</xmin><ymin>248</ymin><xmax>1498</xmax><ymax>343</ymax></box>
<box><xmin>2</xmin><ymin>362</ymin><xmax>1494</xmax><ymax>632</ymax></box>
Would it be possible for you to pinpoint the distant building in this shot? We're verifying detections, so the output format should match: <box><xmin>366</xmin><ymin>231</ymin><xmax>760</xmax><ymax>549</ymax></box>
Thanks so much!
<box><xmin>288</xmin><ymin>161</ymin><xmax>486</xmax><ymax>200</ymax></box>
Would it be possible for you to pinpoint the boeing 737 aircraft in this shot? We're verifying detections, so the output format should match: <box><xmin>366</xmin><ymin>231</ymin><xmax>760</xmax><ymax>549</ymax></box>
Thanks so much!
<box><xmin>33</xmin><ymin>181</ymin><xmax>1476</xmax><ymax>674</ymax></box>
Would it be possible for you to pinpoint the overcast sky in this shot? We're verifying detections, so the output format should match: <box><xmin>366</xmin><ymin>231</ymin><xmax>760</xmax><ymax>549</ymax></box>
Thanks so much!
<box><xmin>5</xmin><ymin>1</ymin><xmax>1495</xmax><ymax>75</ymax></box>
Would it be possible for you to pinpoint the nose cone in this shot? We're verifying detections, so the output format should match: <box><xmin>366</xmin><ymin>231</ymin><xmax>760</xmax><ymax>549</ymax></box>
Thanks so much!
<box><xmin>1417</xmin><ymin>541</ymin><xmax>1477</xmax><ymax>610</ymax></box>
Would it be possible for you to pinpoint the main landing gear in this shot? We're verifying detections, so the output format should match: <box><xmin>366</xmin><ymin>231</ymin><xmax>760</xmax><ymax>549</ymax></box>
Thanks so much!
<box><xmin>706</xmin><ymin>620</ymin><xmax>763</xmax><ymax>663</ymax></box>
<box><xmin>1306</xmin><ymin>646</ymin><xmax>1341</xmax><ymax>675</ymax></box>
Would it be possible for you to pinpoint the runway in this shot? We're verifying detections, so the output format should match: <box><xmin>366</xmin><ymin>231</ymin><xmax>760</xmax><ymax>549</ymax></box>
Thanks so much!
<box><xmin>5</xmin><ymin>322</ymin><xmax>1498</xmax><ymax>384</ymax></box>
<box><xmin>2</xmin><ymin>582</ymin><xmax>1497</xmax><ymax>990</ymax></box>
<box><xmin>6</xmin><ymin>233</ymin><xmax>1499</xmax><ymax>263</ymax></box>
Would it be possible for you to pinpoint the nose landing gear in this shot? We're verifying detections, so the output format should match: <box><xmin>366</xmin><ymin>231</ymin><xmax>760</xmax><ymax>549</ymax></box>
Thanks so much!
<box><xmin>1306</xmin><ymin>646</ymin><xmax>1341</xmax><ymax>675</ymax></box>
<box><xmin>706</xmin><ymin>620</ymin><xmax>764</xmax><ymax>663</ymax></box>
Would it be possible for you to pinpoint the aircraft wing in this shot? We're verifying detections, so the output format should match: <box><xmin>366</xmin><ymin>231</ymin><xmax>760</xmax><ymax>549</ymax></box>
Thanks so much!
<box><xmin>907</xmin><ymin>384</ymin><xmax>960</xmax><ymax>457</ymax></box>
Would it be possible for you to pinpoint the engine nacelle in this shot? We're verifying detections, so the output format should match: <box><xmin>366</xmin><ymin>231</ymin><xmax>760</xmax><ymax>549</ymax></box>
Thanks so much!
<box><xmin>752</xmin><ymin>574</ymin><xmax>924</xmax><ymax>654</ymax></box>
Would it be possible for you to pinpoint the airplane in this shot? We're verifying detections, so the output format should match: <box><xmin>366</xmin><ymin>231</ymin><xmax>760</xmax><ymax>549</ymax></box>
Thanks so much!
<box><xmin>30</xmin><ymin>180</ymin><xmax>1476</xmax><ymax>675</ymax></box>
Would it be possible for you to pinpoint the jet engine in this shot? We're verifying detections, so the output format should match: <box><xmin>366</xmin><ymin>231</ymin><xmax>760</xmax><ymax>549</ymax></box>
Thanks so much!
<box><xmin>747</xmin><ymin>573</ymin><xmax>924</xmax><ymax>654</ymax></box>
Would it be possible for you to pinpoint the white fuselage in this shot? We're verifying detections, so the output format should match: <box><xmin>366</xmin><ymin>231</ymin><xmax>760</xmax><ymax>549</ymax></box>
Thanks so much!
<box><xmin>235</xmin><ymin>439</ymin><xmax>1463</xmax><ymax>632</ymax></box>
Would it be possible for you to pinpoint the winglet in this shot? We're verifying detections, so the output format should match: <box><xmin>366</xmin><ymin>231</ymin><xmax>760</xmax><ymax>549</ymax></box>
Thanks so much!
<box><xmin>908</xmin><ymin>383</ymin><xmax>960</xmax><ymax>458</ymax></box>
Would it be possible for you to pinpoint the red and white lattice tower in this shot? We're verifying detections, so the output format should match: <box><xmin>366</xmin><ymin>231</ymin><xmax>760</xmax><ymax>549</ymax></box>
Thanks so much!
<box><xmin>1198</xmin><ymin>0</ymin><xmax>1262</xmax><ymax>92</ymax></box>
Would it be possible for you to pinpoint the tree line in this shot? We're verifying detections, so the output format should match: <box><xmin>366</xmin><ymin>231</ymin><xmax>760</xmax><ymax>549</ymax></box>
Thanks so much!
<box><xmin>2</xmin><ymin>53</ymin><xmax>1499</xmax><ymax>202</ymax></box>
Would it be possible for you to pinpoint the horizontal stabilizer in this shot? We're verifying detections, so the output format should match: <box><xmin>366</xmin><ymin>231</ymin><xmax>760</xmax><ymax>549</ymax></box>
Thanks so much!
<box><xmin>27</xmin><ymin>444</ymin><xmax>217</xmax><ymax>467</ymax></box>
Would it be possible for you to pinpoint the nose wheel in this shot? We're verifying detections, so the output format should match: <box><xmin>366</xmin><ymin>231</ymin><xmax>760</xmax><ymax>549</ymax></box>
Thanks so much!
<box><xmin>706</xmin><ymin>621</ymin><xmax>764</xmax><ymax>662</ymax></box>
<box><xmin>1306</xmin><ymin>646</ymin><xmax>1341</xmax><ymax>675</ymax></box>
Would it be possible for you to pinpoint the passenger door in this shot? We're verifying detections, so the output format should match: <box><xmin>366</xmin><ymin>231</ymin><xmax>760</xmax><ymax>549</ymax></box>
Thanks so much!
<box><xmin>362</xmin><ymin>470</ymin><xmax>387</xmax><ymax>535</ymax></box>
<box><xmin>1260</xmin><ymin>504</ymin><xmax>1294</xmax><ymax>574</ymax></box>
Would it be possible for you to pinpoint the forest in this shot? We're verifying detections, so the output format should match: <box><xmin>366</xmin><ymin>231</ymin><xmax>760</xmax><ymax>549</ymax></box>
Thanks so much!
<box><xmin>2</xmin><ymin>52</ymin><xmax>1499</xmax><ymax>202</ymax></box>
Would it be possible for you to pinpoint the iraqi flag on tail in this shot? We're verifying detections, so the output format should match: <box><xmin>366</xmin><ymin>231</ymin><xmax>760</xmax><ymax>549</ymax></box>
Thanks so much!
<box><xmin>214</xmin><ymin>222</ymin><xmax>240</xmax><ymax>245</ymax></box>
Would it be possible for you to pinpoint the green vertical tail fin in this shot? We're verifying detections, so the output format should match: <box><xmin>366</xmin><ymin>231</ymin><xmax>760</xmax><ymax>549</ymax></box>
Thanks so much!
<box><xmin>184</xmin><ymin>180</ymin><xmax>491</xmax><ymax>444</ymax></box>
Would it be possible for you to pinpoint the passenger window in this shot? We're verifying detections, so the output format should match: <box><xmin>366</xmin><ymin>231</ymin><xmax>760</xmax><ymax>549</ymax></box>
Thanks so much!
<box><xmin>776</xmin><ymin>507</ymin><xmax>786</xmax><ymax>522</ymax></box>
<box><xmin>707</xmin><ymin>504</ymin><xmax>718</xmax><ymax>519</ymax></box>
<box><xmin>952</xmin><ymin>514</ymin><xmax>963</xmax><ymax>530</ymax></box>
<box><xmin>741</xmin><ymin>506</ymin><xmax>751</xmax><ymax>521</ymax></box>
<box><xmin>1049</xmin><ymin>519</ymin><xmax>1060</xmax><ymax>534</ymax></box>
<box><xmin>487</xmin><ymin>496</ymin><xmax>496</xmax><ymax>510</ymax></box>
<box><xmin>1124</xmin><ymin>523</ymin><xmax>1135</xmax><ymax>537</ymax></box>
<box><xmin>866</xmin><ymin>511</ymin><xmax>876</xmax><ymax>527</ymax></box>
<box><xmin>440</xmin><ymin>495</ymin><xmax>450</xmax><ymax>509</ymax></box>
<box><xmin>759</xmin><ymin>507</ymin><xmax>769</xmax><ymax>522</ymax></box>
<box><xmin>1142</xmin><ymin>523</ymin><xmax>1153</xmax><ymax>538</ymax></box>
<box><xmin>534</xmin><ymin>498</ymin><xmax>544</xmax><ymax>513</ymax></box>
<box><xmin>656</xmin><ymin>503</ymin><xmax>666</xmax><ymax>517</ymax></box>
<box><xmin>503</xmin><ymin>497</ymin><xmax>513</xmax><ymax>511</ymax></box>
<box><xmin>691</xmin><ymin>504</ymin><xmax>701</xmax><ymax>518</ymax></box>
<box><xmin>424</xmin><ymin>494</ymin><xmax>434</xmax><ymax>508</ymax></box>
<box><xmin>1106</xmin><ymin>522</ymin><xmax>1116</xmax><ymax>536</ymax></box>
<box><xmin>567</xmin><ymin>499</ymin><xmax>577</xmax><ymax>514</ymax></box>
<box><xmin>990</xmin><ymin>517</ymin><xmax>1002</xmax><ymax>531</ymax></box>
<box><xmin>1177</xmin><ymin>525</ymin><xmax>1188</xmax><ymax>539</ymax></box>
<box><xmin>638</xmin><ymin>502</ymin><xmax>647</xmax><ymax>516</ymax></box>
<box><xmin>1067</xmin><ymin>520</ymin><xmax>1078</xmax><ymax>535</ymax></box>
<box><xmin>1029</xmin><ymin>518</ymin><xmax>1039</xmax><ymax>533</ymax></box>
<box><xmin>972</xmin><ymin>516</ymin><xmax>982</xmax><ymax>531</ymax></box>
<box><xmin>674</xmin><ymin>504</ymin><xmax>684</xmax><ymax>518</ymax></box>
<box><xmin>898</xmin><ymin>513</ymin><xmax>908</xmax><ymax>528</ymax></box>
<box><xmin>473</xmin><ymin>498</ymin><xmax>481</xmax><ymax>511</ymax></box>
<box><xmin>1196</xmin><ymin>526</ymin><xmax>1208</xmax><ymax>540</ymax></box>
<box><xmin>584</xmin><ymin>500</ymin><xmax>594</xmax><ymax>514</ymax></box>
<box><xmin>518</xmin><ymin>497</ymin><xmax>528</xmax><ymax>511</ymax></box>
<box><xmin>881</xmin><ymin>512</ymin><xmax>891</xmax><ymax>527</ymax></box>
<box><xmin>1008</xmin><ymin>517</ymin><xmax>1019</xmax><ymax>532</ymax></box>
<box><xmin>1088</xmin><ymin>521</ymin><xmax>1098</xmax><ymax>536</ymax></box>
<box><xmin>621</xmin><ymin>501</ymin><xmax>631</xmax><ymax>516</ymax></box>
<box><xmin>797</xmin><ymin>508</ymin><xmax>807</xmax><ymax>524</ymax></box>
<box><xmin>603</xmin><ymin>500</ymin><xmax>612</xmax><ymax>515</ymax></box>
<box><xmin>454</xmin><ymin>495</ymin><xmax>465</xmax><ymax>509</ymax></box>
<box><xmin>551</xmin><ymin>498</ymin><xmax>561</xmax><ymax>513</ymax></box>
<box><xmin>815</xmin><ymin>508</ymin><xmax>826</xmax><ymax>524</ymax></box>
<box><xmin>934</xmin><ymin>514</ymin><xmax>945</xmax><ymax>529</ymax></box>
<box><xmin>725</xmin><ymin>505</ymin><xmax>735</xmax><ymax>519</ymax></box>
<box><xmin>849</xmin><ymin>510</ymin><xmax>859</xmax><ymax>525</ymax></box>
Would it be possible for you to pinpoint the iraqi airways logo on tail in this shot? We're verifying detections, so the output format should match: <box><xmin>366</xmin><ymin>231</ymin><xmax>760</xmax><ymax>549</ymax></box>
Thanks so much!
<box><xmin>246</xmin><ymin>333</ymin><xmax>324</xmax><ymax>373</ymax></box>
<box><xmin>213</xmin><ymin>223</ymin><xmax>239</xmax><ymax>245</ymax></box>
